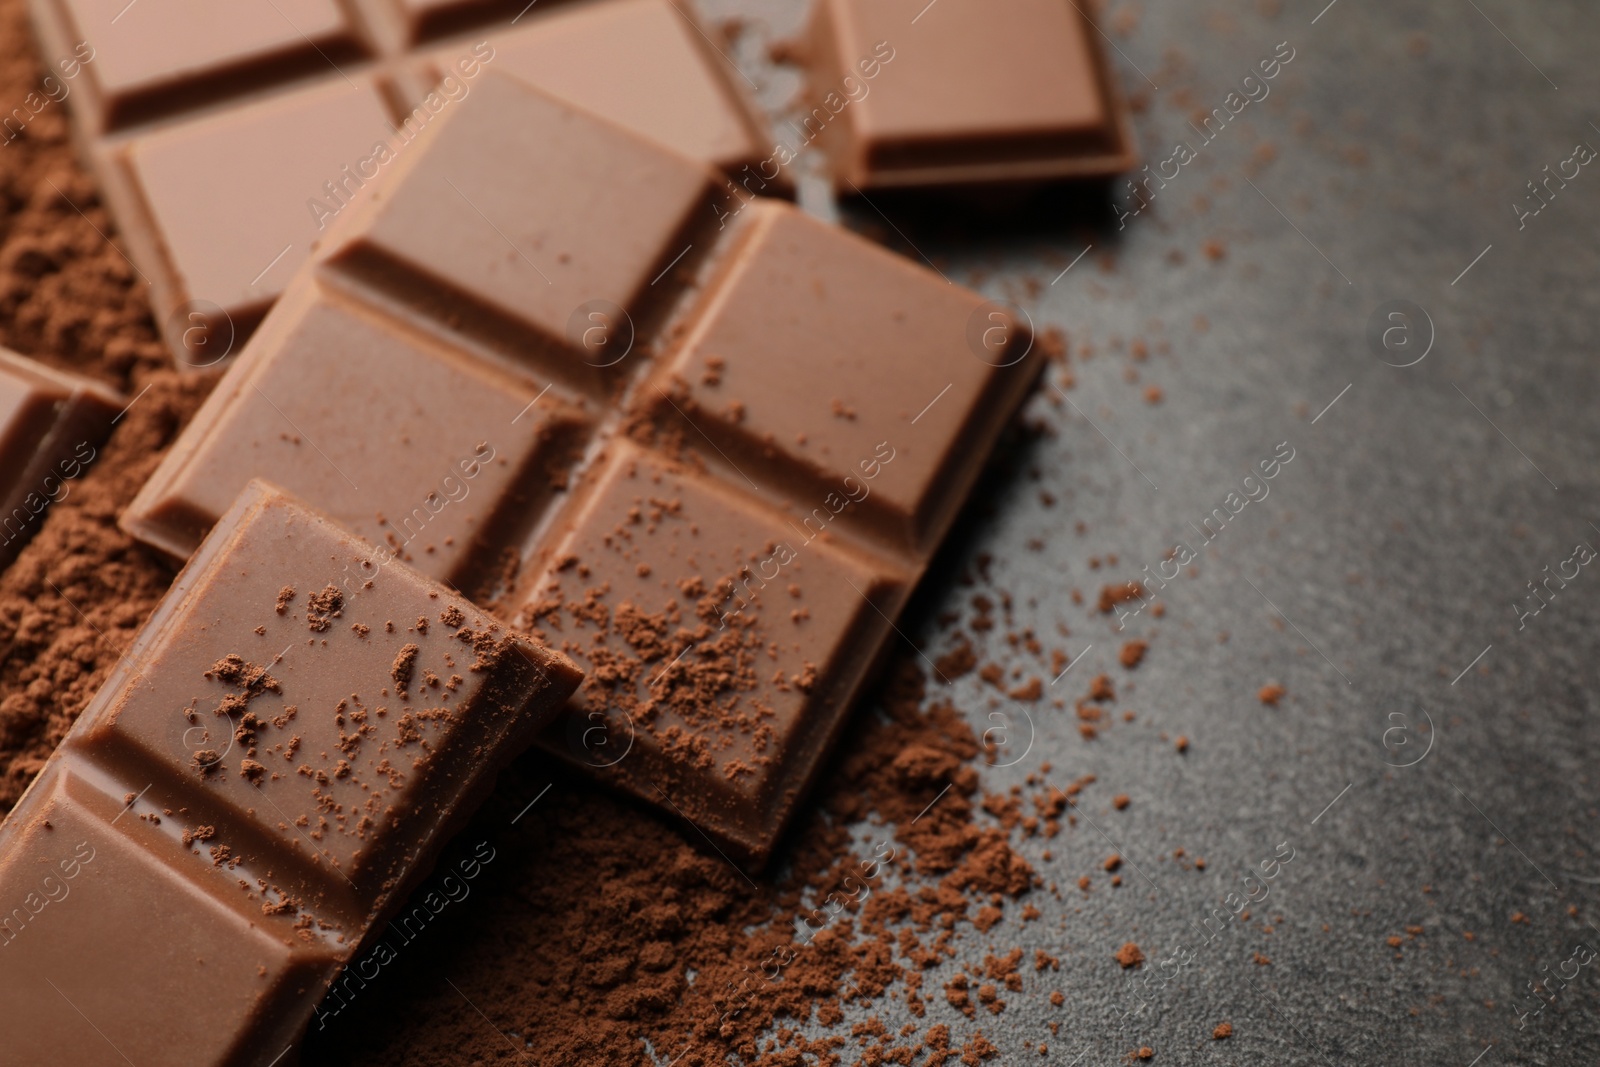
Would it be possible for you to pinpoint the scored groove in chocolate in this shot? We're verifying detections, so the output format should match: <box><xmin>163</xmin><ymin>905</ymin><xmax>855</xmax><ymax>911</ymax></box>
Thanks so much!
<box><xmin>123</xmin><ymin>73</ymin><xmax>1042</xmax><ymax>865</ymax></box>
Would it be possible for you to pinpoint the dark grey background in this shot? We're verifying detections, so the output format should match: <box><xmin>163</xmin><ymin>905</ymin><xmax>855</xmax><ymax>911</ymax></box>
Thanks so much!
<box><xmin>692</xmin><ymin>0</ymin><xmax>1600</xmax><ymax>1062</ymax></box>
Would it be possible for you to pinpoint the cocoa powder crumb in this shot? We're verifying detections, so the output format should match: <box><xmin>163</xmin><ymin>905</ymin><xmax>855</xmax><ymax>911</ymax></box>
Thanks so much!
<box><xmin>391</xmin><ymin>644</ymin><xmax>420</xmax><ymax>694</ymax></box>
<box><xmin>306</xmin><ymin>585</ymin><xmax>344</xmax><ymax>632</ymax></box>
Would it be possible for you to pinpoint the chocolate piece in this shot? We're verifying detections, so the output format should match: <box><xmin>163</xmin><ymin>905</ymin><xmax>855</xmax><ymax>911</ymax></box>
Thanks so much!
<box><xmin>28</xmin><ymin>0</ymin><xmax>778</xmax><ymax>362</ymax></box>
<box><xmin>0</xmin><ymin>347</ymin><xmax>121</xmax><ymax>568</ymax></box>
<box><xmin>524</xmin><ymin>442</ymin><xmax>911</xmax><ymax>858</ymax></box>
<box><xmin>125</xmin><ymin>74</ymin><xmax>1040</xmax><ymax>863</ymax></box>
<box><xmin>0</xmin><ymin>481</ymin><xmax>580</xmax><ymax>1066</ymax></box>
<box><xmin>803</xmin><ymin>0</ymin><xmax>1136</xmax><ymax>190</ymax></box>
<box><xmin>321</xmin><ymin>67</ymin><xmax>724</xmax><ymax>393</ymax></box>
<box><xmin>121</xmin><ymin>278</ymin><xmax>590</xmax><ymax>588</ymax></box>
<box><xmin>50</xmin><ymin>0</ymin><xmax>368</xmax><ymax>132</ymax></box>
<box><xmin>649</xmin><ymin>198</ymin><xmax>1040</xmax><ymax>559</ymax></box>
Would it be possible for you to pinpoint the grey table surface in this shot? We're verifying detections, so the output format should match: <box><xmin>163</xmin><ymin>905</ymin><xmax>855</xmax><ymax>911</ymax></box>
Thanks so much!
<box><xmin>679</xmin><ymin>0</ymin><xmax>1600</xmax><ymax>1063</ymax></box>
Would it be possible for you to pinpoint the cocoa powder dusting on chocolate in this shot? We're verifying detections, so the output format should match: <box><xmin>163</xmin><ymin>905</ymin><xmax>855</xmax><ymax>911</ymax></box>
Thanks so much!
<box><xmin>305</xmin><ymin>585</ymin><xmax>344</xmax><ymax>632</ymax></box>
<box><xmin>391</xmin><ymin>643</ymin><xmax>419</xmax><ymax>694</ymax></box>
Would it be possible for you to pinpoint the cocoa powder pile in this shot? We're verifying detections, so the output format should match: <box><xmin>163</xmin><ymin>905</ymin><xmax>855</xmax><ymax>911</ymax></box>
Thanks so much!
<box><xmin>0</xmin><ymin>7</ymin><xmax>1159</xmax><ymax>1064</ymax></box>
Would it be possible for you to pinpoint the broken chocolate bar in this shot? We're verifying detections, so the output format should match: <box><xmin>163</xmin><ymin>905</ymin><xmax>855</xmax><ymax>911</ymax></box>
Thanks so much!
<box><xmin>28</xmin><ymin>0</ymin><xmax>779</xmax><ymax>361</ymax></box>
<box><xmin>803</xmin><ymin>0</ymin><xmax>1136</xmax><ymax>190</ymax></box>
<box><xmin>0</xmin><ymin>346</ymin><xmax>121</xmax><ymax>569</ymax></box>
<box><xmin>0</xmin><ymin>480</ymin><xmax>580</xmax><ymax>1066</ymax></box>
<box><xmin>124</xmin><ymin>73</ymin><xmax>1040</xmax><ymax>864</ymax></box>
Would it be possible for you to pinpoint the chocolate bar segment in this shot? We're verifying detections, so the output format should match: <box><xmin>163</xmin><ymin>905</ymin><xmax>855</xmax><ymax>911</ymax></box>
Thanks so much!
<box><xmin>0</xmin><ymin>481</ymin><xmax>581</xmax><ymax>1066</ymax></box>
<box><xmin>648</xmin><ymin>199</ymin><xmax>1036</xmax><ymax>559</ymax></box>
<box><xmin>804</xmin><ymin>0</ymin><xmax>1136</xmax><ymax>189</ymax></box>
<box><xmin>523</xmin><ymin>442</ymin><xmax>909</xmax><ymax>859</ymax></box>
<box><xmin>321</xmin><ymin>71</ymin><xmax>723</xmax><ymax>393</ymax></box>
<box><xmin>123</xmin><ymin>277</ymin><xmax>588</xmax><ymax>585</ymax></box>
<box><xmin>55</xmin><ymin>0</ymin><xmax>368</xmax><ymax>130</ymax></box>
<box><xmin>118</xmin><ymin>77</ymin><xmax>399</xmax><ymax>352</ymax></box>
<box><xmin>126</xmin><ymin>75</ymin><xmax>1040</xmax><ymax>864</ymax></box>
<box><xmin>479</xmin><ymin>0</ymin><xmax>776</xmax><ymax>174</ymax></box>
<box><xmin>29</xmin><ymin>0</ymin><xmax>778</xmax><ymax>364</ymax></box>
<box><xmin>0</xmin><ymin>347</ymin><xmax>121</xmax><ymax>568</ymax></box>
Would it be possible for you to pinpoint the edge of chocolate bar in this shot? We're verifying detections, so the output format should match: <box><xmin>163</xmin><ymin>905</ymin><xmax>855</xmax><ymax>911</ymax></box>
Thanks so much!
<box><xmin>0</xmin><ymin>478</ymin><xmax>582</xmax><ymax>1064</ymax></box>
<box><xmin>0</xmin><ymin>347</ymin><xmax>123</xmax><ymax>568</ymax></box>
<box><xmin>804</xmin><ymin>0</ymin><xmax>1138</xmax><ymax>191</ymax></box>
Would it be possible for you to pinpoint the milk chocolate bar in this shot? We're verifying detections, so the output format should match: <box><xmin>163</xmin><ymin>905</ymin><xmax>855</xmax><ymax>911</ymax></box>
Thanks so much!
<box><xmin>0</xmin><ymin>347</ymin><xmax>122</xmax><ymax>568</ymax></box>
<box><xmin>0</xmin><ymin>480</ymin><xmax>580</xmax><ymax>1066</ymax></box>
<box><xmin>124</xmin><ymin>73</ymin><xmax>1040</xmax><ymax>864</ymax></box>
<box><xmin>28</xmin><ymin>0</ymin><xmax>779</xmax><ymax>362</ymax></box>
<box><xmin>803</xmin><ymin>0</ymin><xmax>1136</xmax><ymax>190</ymax></box>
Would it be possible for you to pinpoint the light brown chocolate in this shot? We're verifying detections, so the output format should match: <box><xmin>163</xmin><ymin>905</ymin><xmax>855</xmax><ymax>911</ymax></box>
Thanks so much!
<box><xmin>123</xmin><ymin>74</ymin><xmax>1040</xmax><ymax>864</ymax></box>
<box><xmin>804</xmin><ymin>0</ymin><xmax>1136</xmax><ymax>190</ymax></box>
<box><xmin>28</xmin><ymin>0</ymin><xmax>779</xmax><ymax>361</ymax></box>
<box><xmin>0</xmin><ymin>480</ymin><xmax>580</xmax><ymax>1065</ymax></box>
<box><xmin>0</xmin><ymin>346</ymin><xmax>122</xmax><ymax>568</ymax></box>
